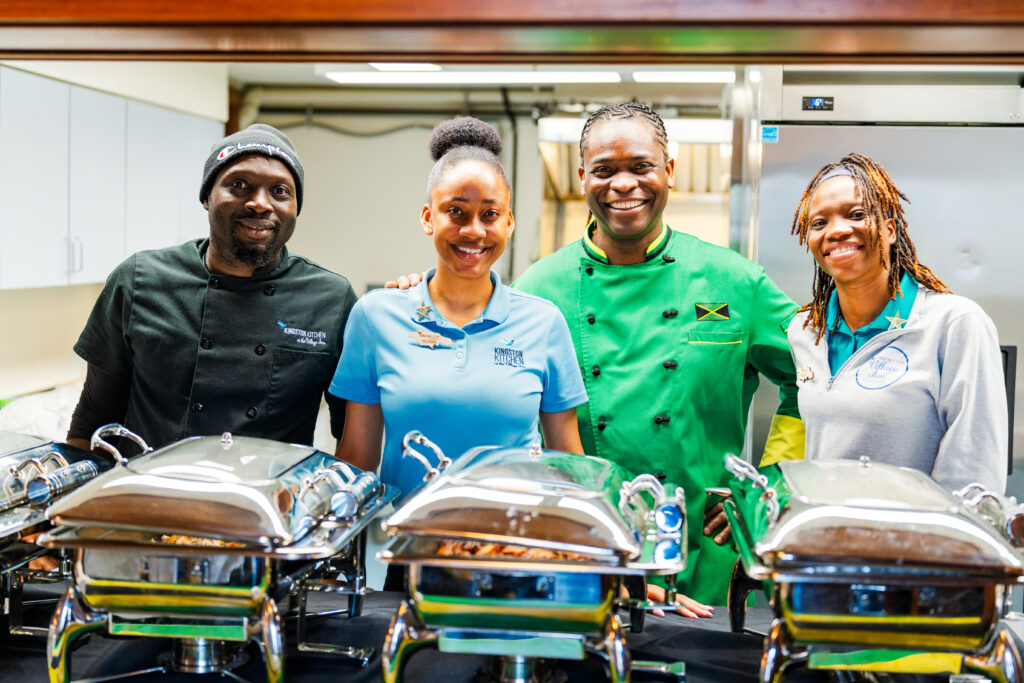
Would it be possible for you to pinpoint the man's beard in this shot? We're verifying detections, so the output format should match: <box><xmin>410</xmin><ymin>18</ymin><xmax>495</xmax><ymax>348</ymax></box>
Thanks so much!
<box><xmin>230</xmin><ymin>233</ymin><xmax>280</xmax><ymax>267</ymax></box>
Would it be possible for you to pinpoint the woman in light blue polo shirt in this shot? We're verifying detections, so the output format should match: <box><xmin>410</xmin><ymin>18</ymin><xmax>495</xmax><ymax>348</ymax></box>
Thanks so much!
<box><xmin>329</xmin><ymin>117</ymin><xmax>587</xmax><ymax>513</ymax></box>
<box><xmin>786</xmin><ymin>152</ymin><xmax>1006</xmax><ymax>494</ymax></box>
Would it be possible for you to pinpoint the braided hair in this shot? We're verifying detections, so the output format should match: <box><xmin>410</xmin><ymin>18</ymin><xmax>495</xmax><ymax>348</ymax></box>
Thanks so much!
<box><xmin>791</xmin><ymin>152</ymin><xmax>950</xmax><ymax>343</ymax></box>
<box><xmin>426</xmin><ymin>116</ymin><xmax>509</xmax><ymax>199</ymax></box>
<box><xmin>579</xmin><ymin>101</ymin><xmax>670</xmax><ymax>162</ymax></box>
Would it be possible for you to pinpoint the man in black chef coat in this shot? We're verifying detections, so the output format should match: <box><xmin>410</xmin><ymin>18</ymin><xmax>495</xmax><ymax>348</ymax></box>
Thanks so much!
<box><xmin>66</xmin><ymin>123</ymin><xmax>356</xmax><ymax>453</ymax></box>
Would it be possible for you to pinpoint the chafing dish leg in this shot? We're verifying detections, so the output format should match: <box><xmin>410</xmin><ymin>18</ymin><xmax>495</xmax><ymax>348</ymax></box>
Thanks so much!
<box><xmin>601</xmin><ymin>612</ymin><xmax>631</xmax><ymax>683</ymax></box>
<box><xmin>47</xmin><ymin>586</ymin><xmax>105</xmax><ymax>683</ymax></box>
<box><xmin>760</xmin><ymin>619</ymin><xmax>806</xmax><ymax>683</ymax></box>
<box><xmin>727</xmin><ymin>558</ymin><xmax>765</xmax><ymax>636</ymax></box>
<box><xmin>257</xmin><ymin>596</ymin><xmax>285</xmax><ymax>683</ymax></box>
<box><xmin>382</xmin><ymin>599</ymin><xmax>438</xmax><ymax>683</ymax></box>
<box><xmin>965</xmin><ymin>621</ymin><xmax>1024</xmax><ymax>683</ymax></box>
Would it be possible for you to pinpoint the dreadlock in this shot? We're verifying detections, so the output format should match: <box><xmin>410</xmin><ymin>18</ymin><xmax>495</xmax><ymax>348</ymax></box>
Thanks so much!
<box><xmin>791</xmin><ymin>152</ymin><xmax>950</xmax><ymax>343</ymax></box>
<box><xmin>579</xmin><ymin>101</ymin><xmax>669</xmax><ymax>162</ymax></box>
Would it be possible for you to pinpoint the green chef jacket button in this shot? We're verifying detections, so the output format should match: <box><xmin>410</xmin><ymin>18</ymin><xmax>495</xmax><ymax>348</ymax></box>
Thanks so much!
<box><xmin>200</xmin><ymin>337</ymin><xmax>212</xmax><ymax>350</ymax></box>
<box><xmin>246</xmin><ymin>406</ymin><xmax>258</xmax><ymax>418</ymax></box>
<box><xmin>662</xmin><ymin>309</ymin><xmax>678</xmax><ymax>318</ymax></box>
<box><xmin>654</xmin><ymin>415</ymin><xmax>670</xmax><ymax>424</ymax></box>
<box><xmin>597</xmin><ymin>421</ymin><xmax>607</xmax><ymax>431</ymax></box>
<box><xmin>585</xmin><ymin>265</ymin><xmax>594</xmax><ymax>275</ymax></box>
<box><xmin>587</xmin><ymin>314</ymin><xmax>596</xmax><ymax>324</ymax></box>
<box><xmin>655</xmin><ymin>472</ymin><xmax>667</xmax><ymax>480</ymax></box>
<box><xmin>662</xmin><ymin>254</ymin><xmax>676</xmax><ymax>263</ymax></box>
<box><xmin>591</xmin><ymin>366</ymin><xmax>601</xmax><ymax>377</ymax></box>
<box><xmin>191</xmin><ymin>401</ymin><xmax>204</xmax><ymax>412</ymax></box>
<box><xmin>663</xmin><ymin>360</ymin><xmax>678</xmax><ymax>369</ymax></box>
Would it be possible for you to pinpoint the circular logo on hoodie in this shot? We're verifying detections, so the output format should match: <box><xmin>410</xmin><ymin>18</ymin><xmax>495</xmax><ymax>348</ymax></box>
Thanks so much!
<box><xmin>856</xmin><ymin>345</ymin><xmax>909</xmax><ymax>390</ymax></box>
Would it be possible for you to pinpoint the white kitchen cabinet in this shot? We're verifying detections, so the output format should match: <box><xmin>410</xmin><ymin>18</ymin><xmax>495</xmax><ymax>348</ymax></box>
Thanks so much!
<box><xmin>0</xmin><ymin>66</ymin><xmax>223</xmax><ymax>290</ymax></box>
<box><xmin>68</xmin><ymin>85</ymin><xmax>127</xmax><ymax>285</ymax></box>
<box><xmin>0</xmin><ymin>66</ymin><xmax>71</xmax><ymax>289</ymax></box>
<box><xmin>177</xmin><ymin>111</ymin><xmax>223</xmax><ymax>243</ymax></box>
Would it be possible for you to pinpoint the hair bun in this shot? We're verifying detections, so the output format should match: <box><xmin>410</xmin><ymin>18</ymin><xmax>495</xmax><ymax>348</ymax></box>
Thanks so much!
<box><xmin>429</xmin><ymin>117</ymin><xmax>502</xmax><ymax>161</ymax></box>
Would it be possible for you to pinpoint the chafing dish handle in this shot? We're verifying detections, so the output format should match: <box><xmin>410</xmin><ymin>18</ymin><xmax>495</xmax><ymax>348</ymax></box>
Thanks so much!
<box><xmin>401</xmin><ymin>431</ymin><xmax>452</xmax><ymax>481</ymax></box>
<box><xmin>955</xmin><ymin>482</ymin><xmax>1024</xmax><ymax>547</ymax></box>
<box><xmin>330</xmin><ymin>471</ymin><xmax>383</xmax><ymax>518</ymax></box>
<box><xmin>90</xmin><ymin>423</ymin><xmax>152</xmax><ymax>464</ymax></box>
<box><xmin>25</xmin><ymin>460</ymin><xmax>99</xmax><ymax>504</ymax></box>
<box><xmin>723</xmin><ymin>454</ymin><xmax>780</xmax><ymax>524</ymax></box>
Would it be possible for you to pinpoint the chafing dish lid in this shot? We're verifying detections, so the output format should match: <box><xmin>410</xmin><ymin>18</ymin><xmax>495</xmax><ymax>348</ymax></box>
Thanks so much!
<box><xmin>386</xmin><ymin>447</ymin><xmax>648</xmax><ymax>558</ymax></box>
<box><xmin>0</xmin><ymin>431</ymin><xmax>49</xmax><ymax>458</ymax></box>
<box><xmin>752</xmin><ymin>460</ymin><xmax>1024</xmax><ymax>573</ymax></box>
<box><xmin>46</xmin><ymin>435</ymin><xmax>344</xmax><ymax>546</ymax></box>
<box><xmin>780</xmin><ymin>460</ymin><xmax>956</xmax><ymax>511</ymax></box>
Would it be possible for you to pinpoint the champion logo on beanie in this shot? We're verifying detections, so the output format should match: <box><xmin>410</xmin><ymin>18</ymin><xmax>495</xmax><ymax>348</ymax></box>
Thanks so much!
<box><xmin>200</xmin><ymin>124</ymin><xmax>304</xmax><ymax>213</ymax></box>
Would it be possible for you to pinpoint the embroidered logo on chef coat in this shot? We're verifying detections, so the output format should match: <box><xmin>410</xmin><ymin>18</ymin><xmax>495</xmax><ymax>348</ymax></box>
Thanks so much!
<box><xmin>695</xmin><ymin>303</ymin><xmax>730</xmax><ymax>321</ymax></box>
<box><xmin>275</xmin><ymin>320</ymin><xmax>327</xmax><ymax>347</ymax></box>
<box><xmin>493</xmin><ymin>346</ymin><xmax>525</xmax><ymax>368</ymax></box>
<box><xmin>856</xmin><ymin>346</ymin><xmax>909</xmax><ymax>390</ymax></box>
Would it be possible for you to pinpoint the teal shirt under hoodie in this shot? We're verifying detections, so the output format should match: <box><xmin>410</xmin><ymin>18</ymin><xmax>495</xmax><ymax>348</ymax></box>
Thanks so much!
<box><xmin>787</xmin><ymin>281</ymin><xmax>1007</xmax><ymax>494</ymax></box>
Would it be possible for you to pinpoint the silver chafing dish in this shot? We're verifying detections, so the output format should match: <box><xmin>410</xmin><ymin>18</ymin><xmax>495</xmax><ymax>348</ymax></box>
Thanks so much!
<box><xmin>1</xmin><ymin>429</ymin><xmax>112</xmax><ymax>638</ymax></box>
<box><xmin>378</xmin><ymin>433</ymin><xmax>688</xmax><ymax>683</ymax></box>
<box><xmin>40</xmin><ymin>426</ymin><xmax>396</xmax><ymax>683</ymax></box>
<box><xmin>722</xmin><ymin>454</ymin><xmax>1024</xmax><ymax>683</ymax></box>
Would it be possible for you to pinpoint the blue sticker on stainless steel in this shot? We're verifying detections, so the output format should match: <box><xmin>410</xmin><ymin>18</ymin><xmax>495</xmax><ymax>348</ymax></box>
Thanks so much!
<box><xmin>762</xmin><ymin>126</ymin><xmax>779</xmax><ymax>143</ymax></box>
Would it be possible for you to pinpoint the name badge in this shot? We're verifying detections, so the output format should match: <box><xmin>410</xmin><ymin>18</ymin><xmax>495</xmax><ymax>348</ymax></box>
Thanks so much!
<box><xmin>409</xmin><ymin>330</ymin><xmax>453</xmax><ymax>349</ymax></box>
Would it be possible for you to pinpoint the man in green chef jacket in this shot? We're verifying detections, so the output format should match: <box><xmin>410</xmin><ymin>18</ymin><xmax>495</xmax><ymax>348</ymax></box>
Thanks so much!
<box><xmin>513</xmin><ymin>102</ymin><xmax>803</xmax><ymax>610</ymax></box>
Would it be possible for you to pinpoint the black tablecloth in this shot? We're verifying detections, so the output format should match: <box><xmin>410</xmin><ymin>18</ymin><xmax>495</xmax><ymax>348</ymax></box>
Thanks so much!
<box><xmin>0</xmin><ymin>589</ymin><xmax>978</xmax><ymax>682</ymax></box>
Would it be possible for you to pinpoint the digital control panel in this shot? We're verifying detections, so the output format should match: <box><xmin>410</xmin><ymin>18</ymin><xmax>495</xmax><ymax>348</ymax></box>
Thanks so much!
<box><xmin>802</xmin><ymin>96</ymin><xmax>834</xmax><ymax>111</ymax></box>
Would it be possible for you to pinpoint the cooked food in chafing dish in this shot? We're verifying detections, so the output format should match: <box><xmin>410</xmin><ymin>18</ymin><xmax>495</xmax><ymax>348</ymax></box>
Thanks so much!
<box><xmin>723</xmin><ymin>455</ymin><xmax>1024</xmax><ymax>683</ymax></box>
<box><xmin>40</xmin><ymin>429</ymin><xmax>395</xmax><ymax>683</ymax></box>
<box><xmin>380</xmin><ymin>441</ymin><xmax>688</xmax><ymax>683</ymax></box>
<box><xmin>436</xmin><ymin>538</ymin><xmax>590</xmax><ymax>561</ymax></box>
<box><xmin>159</xmin><ymin>534</ymin><xmax>243</xmax><ymax>548</ymax></box>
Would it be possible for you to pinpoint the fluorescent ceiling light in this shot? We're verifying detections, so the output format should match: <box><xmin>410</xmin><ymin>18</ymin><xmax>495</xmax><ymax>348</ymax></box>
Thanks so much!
<box><xmin>324</xmin><ymin>71</ymin><xmax>622</xmax><ymax>86</ymax></box>
<box><xmin>632</xmin><ymin>71</ymin><xmax>735</xmax><ymax>84</ymax></box>
<box><xmin>367</xmin><ymin>62</ymin><xmax>441</xmax><ymax>72</ymax></box>
<box><xmin>539</xmin><ymin>117</ymin><xmax>732</xmax><ymax>145</ymax></box>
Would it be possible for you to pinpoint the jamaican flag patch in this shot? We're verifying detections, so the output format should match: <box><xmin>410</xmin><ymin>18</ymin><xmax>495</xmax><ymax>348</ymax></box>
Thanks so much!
<box><xmin>695</xmin><ymin>303</ymin><xmax>730</xmax><ymax>321</ymax></box>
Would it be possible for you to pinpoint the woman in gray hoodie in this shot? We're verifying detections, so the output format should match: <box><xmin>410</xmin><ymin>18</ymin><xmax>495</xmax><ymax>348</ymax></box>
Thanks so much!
<box><xmin>786</xmin><ymin>152</ymin><xmax>1006</xmax><ymax>494</ymax></box>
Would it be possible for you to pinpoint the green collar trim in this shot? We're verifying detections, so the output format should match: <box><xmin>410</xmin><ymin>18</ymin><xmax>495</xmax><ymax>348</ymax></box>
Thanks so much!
<box><xmin>582</xmin><ymin>222</ymin><xmax>671</xmax><ymax>264</ymax></box>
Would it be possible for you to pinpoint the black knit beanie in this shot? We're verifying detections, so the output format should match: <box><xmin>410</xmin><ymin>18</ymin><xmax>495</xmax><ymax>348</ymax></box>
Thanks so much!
<box><xmin>200</xmin><ymin>123</ymin><xmax>304</xmax><ymax>213</ymax></box>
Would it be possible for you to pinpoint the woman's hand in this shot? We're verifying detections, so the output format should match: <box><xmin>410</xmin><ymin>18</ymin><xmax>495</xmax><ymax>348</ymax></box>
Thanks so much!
<box><xmin>384</xmin><ymin>273</ymin><xmax>424</xmax><ymax>290</ymax></box>
<box><xmin>646</xmin><ymin>583</ymin><xmax>714</xmax><ymax>619</ymax></box>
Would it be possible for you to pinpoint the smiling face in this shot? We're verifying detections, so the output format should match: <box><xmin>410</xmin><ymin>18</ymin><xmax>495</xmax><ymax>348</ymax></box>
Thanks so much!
<box><xmin>421</xmin><ymin>158</ymin><xmax>513</xmax><ymax>281</ymax></box>
<box><xmin>579</xmin><ymin>117</ymin><xmax>674</xmax><ymax>248</ymax></box>
<box><xmin>204</xmin><ymin>155</ymin><xmax>298</xmax><ymax>277</ymax></box>
<box><xmin>806</xmin><ymin>175</ymin><xmax>895</xmax><ymax>288</ymax></box>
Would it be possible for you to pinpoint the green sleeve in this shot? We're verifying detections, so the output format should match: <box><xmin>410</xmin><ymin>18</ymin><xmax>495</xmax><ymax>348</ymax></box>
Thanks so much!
<box><xmin>748</xmin><ymin>270</ymin><xmax>805</xmax><ymax>465</ymax></box>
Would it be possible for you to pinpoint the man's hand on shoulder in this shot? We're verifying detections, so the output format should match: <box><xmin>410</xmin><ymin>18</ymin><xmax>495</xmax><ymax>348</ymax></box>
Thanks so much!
<box><xmin>384</xmin><ymin>272</ymin><xmax>424</xmax><ymax>290</ymax></box>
